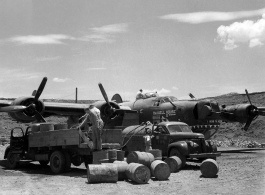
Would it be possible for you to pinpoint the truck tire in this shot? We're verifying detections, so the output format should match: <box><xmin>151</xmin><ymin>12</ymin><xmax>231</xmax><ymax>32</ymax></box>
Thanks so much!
<box><xmin>63</xmin><ymin>151</ymin><xmax>71</xmax><ymax>172</ymax></box>
<box><xmin>169</xmin><ymin>148</ymin><xmax>186</xmax><ymax>168</ymax></box>
<box><xmin>50</xmin><ymin>151</ymin><xmax>66</xmax><ymax>174</ymax></box>
<box><xmin>72</xmin><ymin>156</ymin><xmax>82</xmax><ymax>166</ymax></box>
<box><xmin>7</xmin><ymin>152</ymin><xmax>19</xmax><ymax>169</ymax></box>
<box><xmin>39</xmin><ymin>160</ymin><xmax>49</xmax><ymax>166</ymax></box>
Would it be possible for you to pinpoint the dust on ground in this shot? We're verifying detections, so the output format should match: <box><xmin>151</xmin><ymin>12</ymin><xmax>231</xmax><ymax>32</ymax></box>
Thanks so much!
<box><xmin>0</xmin><ymin>145</ymin><xmax>264</xmax><ymax>195</ymax></box>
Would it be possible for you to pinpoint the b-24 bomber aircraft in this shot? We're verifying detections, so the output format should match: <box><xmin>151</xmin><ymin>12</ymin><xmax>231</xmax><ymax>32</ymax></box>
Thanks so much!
<box><xmin>112</xmin><ymin>89</ymin><xmax>265</xmax><ymax>139</ymax></box>
<box><xmin>0</xmin><ymin>77</ymin><xmax>264</xmax><ymax>139</ymax></box>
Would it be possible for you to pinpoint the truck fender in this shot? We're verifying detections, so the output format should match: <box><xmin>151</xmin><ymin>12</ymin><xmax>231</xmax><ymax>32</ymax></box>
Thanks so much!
<box><xmin>168</xmin><ymin>141</ymin><xmax>189</xmax><ymax>156</ymax></box>
<box><xmin>206</xmin><ymin>140</ymin><xmax>217</xmax><ymax>153</ymax></box>
<box><xmin>4</xmin><ymin>145</ymin><xmax>10</xmax><ymax>159</ymax></box>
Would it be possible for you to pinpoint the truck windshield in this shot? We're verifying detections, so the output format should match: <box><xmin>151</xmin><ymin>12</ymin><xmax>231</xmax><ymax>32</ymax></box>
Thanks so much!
<box><xmin>168</xmin><ymin>125</ymin><xmax>192</xmax><ymax>133</ymax></box>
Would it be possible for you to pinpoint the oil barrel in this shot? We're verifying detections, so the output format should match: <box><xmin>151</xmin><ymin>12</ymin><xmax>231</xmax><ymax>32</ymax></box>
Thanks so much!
<box><xmin>116</xmin><ymin>150</ymin><xmax>125</xmax><ymax>161</ymax></box>
<box><xmin>113</xmin><ymin>161</ymin><xmax>128</xmax><ymax>180</ymax></box>
<box><xmin>87</xmin><ymin>164</ymin><xmax>118</xmax><ymax>183</ymax></box>
<box><xmin>164</xmin><ymin>156</ymin><xmax>182</xmax><ymax>173</ymax></box>
<box><xmin>147</xmin><ymin>149</ymin><xmax>162</xmax><ymax>160</ymax></box>
<box><xmin>40</xmin><ymin>123</ymin><xmax>54</xmax><ymax>132</ymax></box>
<box><xmin>54</xmin><ymin>123</ymin><xmax>68</xmax><ymax>130</ymax></box>
<box><xmin>108</xmin><ymin>150</ymin><xmax>117</xmax><ymax>163</ymax></box>
<box><xmin>127</xmin><ymin>151</ymin><xmax>154</xmax><ymax>168</ymax></box>
<box><xmin>200</xmin><ymin>159</ymin><xmax>219</xmax><ymax>178</ymax></box>
<box><xmin>150</xmin><ymin>160</ymin><xmax>171</xmax><ymax>181</ymax></box>
<box><xmin>31</xmin><ymin>123</ymin><xmax>41</xmax><ymax>133</ymax></box>
<box><xmin>93</xmin><ymin>150</ymin><xmax>109</xmax><ymax>164</ymax></box>
<box><xmin>125</xmin><ymin>163</ymin><xmax>151</xmax><ymax>184</ymax></box>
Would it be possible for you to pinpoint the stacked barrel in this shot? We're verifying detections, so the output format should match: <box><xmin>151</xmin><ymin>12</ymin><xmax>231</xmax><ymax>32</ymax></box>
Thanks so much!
<box><xmin>87</xmin><ymin>149</ymin><xmax>219</xmax><ymax>184</ymax></box>
<box><xmin>87</xmin><ymin>150</ymin><xmax>172</xmax><ymax>184</ymax></box>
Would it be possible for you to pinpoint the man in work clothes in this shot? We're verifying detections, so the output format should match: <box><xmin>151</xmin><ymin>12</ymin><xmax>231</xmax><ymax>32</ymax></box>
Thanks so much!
<box><xmin>79</xmin><ymin>105</ymin><xmax>104</xmax><ymax>151</ymax></box>
<box><xmin>136</xmin><ymin>89</ymin><xmax>143</xmax><ymax>100</ymax></box>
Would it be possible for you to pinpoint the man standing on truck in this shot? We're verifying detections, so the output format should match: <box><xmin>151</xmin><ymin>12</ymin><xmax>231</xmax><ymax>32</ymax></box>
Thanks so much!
<box><xmin>78</xmin><ymin>105</ymin><xmax>104</xmax><ymax>151</ymax></box>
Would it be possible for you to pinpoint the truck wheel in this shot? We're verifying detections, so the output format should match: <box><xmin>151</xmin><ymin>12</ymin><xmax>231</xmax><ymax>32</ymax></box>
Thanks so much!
<box><xmin>63</xmin><ymin>151</ymin><xmax>71</xmax><ymax>172</ymax></box>
<box><xmin>50</xmin><ymin>151</ymin><xmax>66</xmax><ymax>174</ymax></box>
<box><xmin>72</xmin><ymin>156</ymin><xmax>82</xmax><ymax>166</ymax></box>
<box><xmin>169</xmin><ymin>148</ymin><xmax>186</xmax><ymax>168</ymax></box>
<box><xmin>39</xmin><ymin>160</ymin><xmax>49</xmax><ymax>166</ymax></box>
<box><xmin>7</xmin><ymin>152</ymin><xmax>19</xmax><ymax>169</ymax></box>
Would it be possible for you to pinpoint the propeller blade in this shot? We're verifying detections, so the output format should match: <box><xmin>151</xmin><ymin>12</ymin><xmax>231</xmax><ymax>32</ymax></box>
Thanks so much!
<box><xmin>33</xmin><ymin>110</ymin><xmax>46</xmax><ymax>122</ymax></box>
<box><xmin>243</xmin><ymin>117</ymin><xmax>254</xmax><ymax>131</ymax></box>
<box><xmin>257</xmin><ymin>107</ymin><xmax>265</xmax><ymax>111</ymax></box>
<box><xmin>245</xmin><ymin>89</ymin><xmax>252</xmax><ymax>105</ymax></box>
<box><xmin>189</xmin><ymin>93</ymin><xmax>195</xmax><ymax>99</ymax></box>
<box><xmin>0</xmin><ymin>106</ymin><xmax>27</xmax><ymax>112</ymax></box>
<box><xmin>258</xmin><ymin>110</ymin><xmax>265</xmax><ymax>116</ymax></box>
<box><xmin>98</xmin><ymin>83</ymin><xmax>111</xmax><ymax>107</ymax></box>
<box><xmin>34</xmin><ymin>77</ymin><xmax>47</xmax><ymax>103</ymax></box>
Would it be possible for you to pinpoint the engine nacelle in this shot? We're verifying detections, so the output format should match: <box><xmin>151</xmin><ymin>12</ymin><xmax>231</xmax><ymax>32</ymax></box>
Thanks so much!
<box><xmin>8</xmin><ymin>96</ymin><xmax>45</xmax><ymax>123</ymax></box>
<box><xmin>93</xmin><ymin>100</ymin><xmax>120</xmax><ymax>120</ymax></box>
<box><xmin>220</xmin><ymin>104</ymin><xmax>255</xmax><ymax>123</ymax></box>
<box><xmin>194</xmin><ymin>99</ymin><xmax>220</xmax><ymax>119</ymax></box>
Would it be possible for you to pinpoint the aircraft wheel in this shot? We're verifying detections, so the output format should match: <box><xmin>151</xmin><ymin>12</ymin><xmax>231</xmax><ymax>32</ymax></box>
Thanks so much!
<box><xmin>39</xmin><ymin>160</ymin><xmax>49</xmax><ymax>166</ymax></box>
<box><xmin>169</xmin><ymin>148</ymin><xmax>186</xmax><ymax>168</ymax></box>
<box><xmin>50</xmin><ymin>151</ymin><xmax>66</xmax><ymax>174</ymax></box>
<box><xmin>7</xmin><ymin>152</ymin><xmax>19</xmax><ymax>169</ymax></box>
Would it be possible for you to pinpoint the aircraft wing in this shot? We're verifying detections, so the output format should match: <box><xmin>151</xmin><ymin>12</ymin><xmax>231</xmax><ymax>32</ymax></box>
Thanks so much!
<box><xmin>43</xmin><ymin>102</ymin><xmax>87</xmax><ymax>116</ymax></box>
<box><xmin>0</xmin><ymin>100</ymin><xmax>12</xmax><ymax>107</ymax></box>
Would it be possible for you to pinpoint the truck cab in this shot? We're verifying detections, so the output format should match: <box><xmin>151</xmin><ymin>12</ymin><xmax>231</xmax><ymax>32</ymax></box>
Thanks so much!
<box><xmin>122</xmin><ymin>121</ymin><xmax>220</xmax><ymax>166</ymax></box>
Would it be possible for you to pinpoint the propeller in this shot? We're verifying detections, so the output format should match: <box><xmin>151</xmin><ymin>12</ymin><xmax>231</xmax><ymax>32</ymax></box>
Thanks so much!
<box><xmin>98</xmin><ymin>83</ymin><xmax>111</xmax><ymax>108</ymax></box>
<box><xmin>243</xmin><ymin>89</ymin><xmax>265</xmax><ymax>130</ymax></box>
<box><xmin>0</xmin><ymin>77</ymin><xmax>47</xmax><ymax>122</ymax></box>
<box><xmin>27</xmin><ymin>77</ymin><xmax>47</xmax><ymax>122</ymax></box>
<box><xmin>98</xmin><ymin>83</ymin><xmax>117</xmax><ymax>118</ymax></box>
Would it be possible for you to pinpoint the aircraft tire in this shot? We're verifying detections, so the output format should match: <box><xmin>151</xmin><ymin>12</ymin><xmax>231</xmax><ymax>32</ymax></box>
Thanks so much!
<box><xmin>50</xmin><ymin>151</ymin><xmax>66</xmax><ymax>174</ymax></box>
<box><xmin>169</xmin><ymin>148</ymin><xmax>186</xmax><ymax>168</ymax></box>
<box><xmin>7</xmin><ymin>152</ymin><xmax>19</xmax><ymax>169</ymax></box>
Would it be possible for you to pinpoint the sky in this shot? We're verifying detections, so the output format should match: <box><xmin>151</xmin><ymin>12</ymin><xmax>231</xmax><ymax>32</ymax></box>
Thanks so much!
<box><xmin>0</xmin><ymin>0</ymin><xmax>265</xmax><ymax>101</ymax></box>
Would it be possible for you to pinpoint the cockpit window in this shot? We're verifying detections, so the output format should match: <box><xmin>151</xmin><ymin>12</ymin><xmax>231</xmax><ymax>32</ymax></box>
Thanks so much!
<box><xmin>167</xmin><ymin>125</ymin><xmax>192</xmax><ymax>133</ymax></box>
<box><xmin>160</xmin><ymin>96</ymin><xmax>178</xmax><ymax>104</ymax></box>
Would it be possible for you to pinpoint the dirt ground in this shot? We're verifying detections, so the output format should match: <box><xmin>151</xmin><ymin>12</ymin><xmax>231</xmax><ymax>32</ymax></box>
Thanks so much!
<box><xmin>0</xmin><ymin>145</ymin><xmax>264</xmax><ymax>195</ymax></box>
